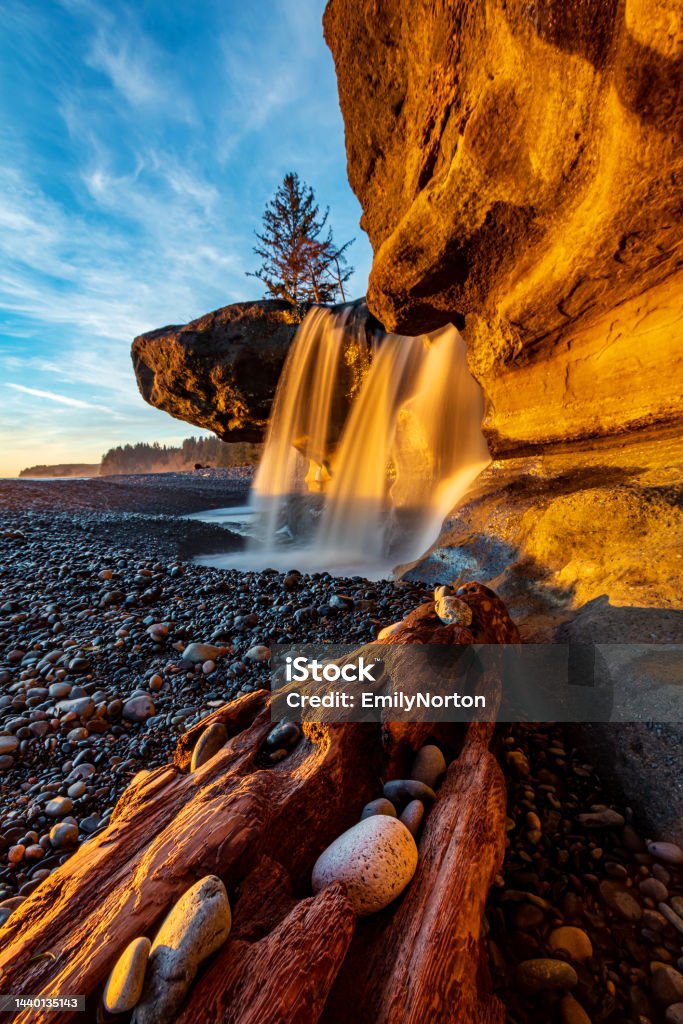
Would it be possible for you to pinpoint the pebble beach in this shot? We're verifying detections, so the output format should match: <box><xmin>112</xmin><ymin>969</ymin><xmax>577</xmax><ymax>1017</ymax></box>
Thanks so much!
<box><xmin>2</xmin><ymin>470</ymin><xmax>683</xmax><ymax>1023</ymax></box>
<box><xmin>0</xmin><ymin>470</ymin><xmax>431</xmax><ymax>907</ymax></box>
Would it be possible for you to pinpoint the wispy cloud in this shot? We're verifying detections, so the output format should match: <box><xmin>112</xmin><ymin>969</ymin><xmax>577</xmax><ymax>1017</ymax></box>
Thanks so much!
<box><xmin>6</xmin><ymin>382</ymin><xmax>110</xmax><ymax>410</ymax></box>
<box><xmin>87</xmin><ymin>34</ymin><xmax>164</xmax><ymax>109</ymax></box>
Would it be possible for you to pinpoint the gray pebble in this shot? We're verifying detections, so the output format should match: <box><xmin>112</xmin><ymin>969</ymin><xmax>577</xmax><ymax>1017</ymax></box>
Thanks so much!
<box><xmin>384</xmin><ymin>779</ymin><xmax>436</xmax><ymax>806</ymax></box>
<box><xmin>45</xmin><ymin>797</ymin><xmax>73</xmax><ymax>818</ymax></box>
<box><xmin>361</xmin><ymin>798</ymin><xmax>397</xmax><ymax>820</ymax></box>
<box><xmin>399</xmin><ymin>799</ymin><xmax>424</xmax><ymax>837</ymax></box>
<box><xmin>410</xmin><ymin>745</ymin><xmax>446</xmax><ymax>790</ymax></box>
<box><xmin>123</xmin><ymin>696</ymin><xmax>155</xmax><ymax>723</ymax></box>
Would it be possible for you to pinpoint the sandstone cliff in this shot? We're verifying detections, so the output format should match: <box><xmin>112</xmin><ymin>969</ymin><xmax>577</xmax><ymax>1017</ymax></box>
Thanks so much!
<box><xmin>323</xmin><ymin>0</ymin><xmax>683</xmax><ymax>835</ymax></box>
<box><xmin>132</xmin><ymin>301</ymin><xmax>298</xmax><ymax>442</ymax></box>
<box><xmin>324</xmin><ymin>0</ymin><xmax>683</xmax><ymax>453</ymax></box>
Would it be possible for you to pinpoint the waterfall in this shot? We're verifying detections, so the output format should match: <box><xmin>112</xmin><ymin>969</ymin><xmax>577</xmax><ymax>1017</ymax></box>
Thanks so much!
<box><xmin>244</xmin><ymin>300</ymin><xmax>490</xmax><ymax>577</ymax></box>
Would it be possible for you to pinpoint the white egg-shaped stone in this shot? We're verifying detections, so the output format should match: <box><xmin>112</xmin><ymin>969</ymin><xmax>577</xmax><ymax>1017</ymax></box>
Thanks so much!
<box><xmin>312</xmin><ymin>816</ymin><xmax>418</xmax><ymax>915</ymax></box>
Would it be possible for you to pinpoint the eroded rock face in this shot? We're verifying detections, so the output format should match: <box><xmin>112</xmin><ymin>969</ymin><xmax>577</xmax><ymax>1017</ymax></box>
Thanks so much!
<box><xmin>132</xmin><ymin>301</ymin><xmax>299</xmax><ymax>442</ymax></box>
<box><xmin>324</xmin><ymin>0</ymin><xmax>683</xmax><ymax>451</ymax></box>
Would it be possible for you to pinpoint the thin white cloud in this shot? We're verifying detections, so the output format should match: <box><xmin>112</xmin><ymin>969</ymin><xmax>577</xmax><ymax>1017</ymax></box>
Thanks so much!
<box><xmin>59</xmin><ymin>0</ymin><xmax>196</xmax><ymax>122</ymax></box>
<box><xmin>6</xmin><ymin>382</ymin><xmax>110</xmax><ymax>410</ymax></box>
<box><xmin>87</xmin><ymin>34</ymin><xmax>162</xmax><ymax>108</ymax></box>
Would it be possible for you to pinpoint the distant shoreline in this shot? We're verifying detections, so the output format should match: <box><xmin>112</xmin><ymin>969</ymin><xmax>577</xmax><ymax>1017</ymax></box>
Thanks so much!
<box><xmin>0</xmin><ymin>467</ymin><xmax>254</xmax><ymax>563</ymax></box>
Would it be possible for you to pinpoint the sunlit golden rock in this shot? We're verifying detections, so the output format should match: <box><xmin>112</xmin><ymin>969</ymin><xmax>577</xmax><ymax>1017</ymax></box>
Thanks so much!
<box><xmin>324</xmin><ymin>0</ymin><xmax>683</xmax><ymax>450</ymax></box>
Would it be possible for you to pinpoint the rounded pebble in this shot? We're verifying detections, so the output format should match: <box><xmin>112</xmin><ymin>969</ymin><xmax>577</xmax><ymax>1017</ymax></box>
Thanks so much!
<box><xmin>410</xmin><ymin>745</ymin><xmax>446</xmax><ymax>790</ymax></box>
<box><xmin>45</xmin><ymin>797</ymin><xmax>73</xmax><ymax>818</ymax></box>
<box><xmin>653</xmin><ymin>967</ymin><xmax>683</xmax><ymax>1007</ymax></box>
<box><xmin>50</xmin><ymin>822</ymin><xmax>79</xmax><ymax>850</ymax></box>
<box><xmin>190</xmin><ymin>723</ymin><xmax>228</xmax><ymax>772</ymax></box>
<box><xmin>312</xmin><ymin>816</ymin><xmax>418</xmax><ymax>916</ymax></box>
<box><xmin>648</xmin><ymin>842</ymin><xmax>683</xmax><ymax>865</ymax></box>
<box><xmin>548</xmin><ymin>926</ymin><xmax>593</xmax><ymax>961</ymax></box>
<box><xmin>360</xmin><ymin>798</ymin><xmax>397</xmax><ymax>820</ymax></box>
<box><xmin>132</xmin><ymin>876</ymin><xmax>231</xmax><ymax>1024</ymax></box>
<box><xmin>103</xmin><ymin>936</ymin><xmax>151</xmax><ymax>1014</ymax></box>
<box><xmin>516</xmin><ymin>958</ymin><xmax>578</xmax><ymax>993</ymax></box>
<box><xmin>399</xmin><ymin>799</ymin><xmax>424</xmax><ymax>837</ymax></box>
<box><xmin>383</xmin><ymin>779</ymin><xmax>436</xmax><ymax>806</ymax></box>
<box><xmin>123</xmin><ymin>695</ymin><xmax>155</xmax><ymax>723</ymax></box>
<box><xmin>560</xmin><ymin>993</ymin><xmax>592</xmax><ymax>1024</ymax></box>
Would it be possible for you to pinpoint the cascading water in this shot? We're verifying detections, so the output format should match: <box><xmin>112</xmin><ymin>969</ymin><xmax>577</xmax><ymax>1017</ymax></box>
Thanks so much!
<box><xmin>197</xmin><ymin>300</ymin><xmax>490</xmax><ymax>578</ymax></box>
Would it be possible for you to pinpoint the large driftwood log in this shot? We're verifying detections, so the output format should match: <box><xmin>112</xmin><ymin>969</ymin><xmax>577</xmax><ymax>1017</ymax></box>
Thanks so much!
<box><xmin>0</xmin><ymin>583</ymin><xmax>514</xmax><ymax>1024</ymax></box>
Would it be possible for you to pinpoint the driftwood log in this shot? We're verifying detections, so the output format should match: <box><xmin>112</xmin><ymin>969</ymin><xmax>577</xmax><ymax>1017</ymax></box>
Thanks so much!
<box><xmin>0</xmin><ymin>583</ymin><xmax>516</xmax><ymax>1024</ymax></box>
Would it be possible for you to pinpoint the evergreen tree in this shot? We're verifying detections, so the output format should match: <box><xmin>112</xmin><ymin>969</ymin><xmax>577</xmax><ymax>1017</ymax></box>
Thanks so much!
<box><xmin>248</xmin><ymin>172</ymin><xmax>354</xmax><ymax>317</ymax></box>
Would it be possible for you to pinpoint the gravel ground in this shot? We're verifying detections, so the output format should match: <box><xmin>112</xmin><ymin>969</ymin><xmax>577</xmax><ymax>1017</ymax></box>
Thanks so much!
<box><xmin>0</xmin><ymin>470</ymin><xmax>432</xmax><ymax>912</ymax></box>
<box><xmin>2</xmin><ymin>470</ymin><xmax>683</xmax><ymax>1024</ymax></box>
<box><xmin>491</xmin><ymin>722</ymin><xmax>683</xmax><ymax>1024</ymax></box>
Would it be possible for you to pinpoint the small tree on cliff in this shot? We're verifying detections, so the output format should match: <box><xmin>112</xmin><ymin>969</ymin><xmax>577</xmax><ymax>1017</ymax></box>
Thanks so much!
<box><xmin>248</xmin><ymin>172</ymin><xmax>354</xmax><ymax>318</ymax></box>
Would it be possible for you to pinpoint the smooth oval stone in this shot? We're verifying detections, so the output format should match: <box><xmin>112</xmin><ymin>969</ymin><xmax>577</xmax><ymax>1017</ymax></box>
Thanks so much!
<box><xmin>410</xmin><ymin>745</ymin><xmax>446</xmax><ymax>789</ymax></box>
<box><xmin>665</xmin><ymin>1004</ymin><xmax>683</xmax><ymax>1024</ymax></box>
<box><xmin>548</xmin><ymin>926</ymin><xmax>593</xmax><ymax>961</ymax></box>
<box><xmin>653</xmin><ymin>967</ymin><xmax>683</xmax><ymax>1006</ymax></box>
<box><xmin>648</xmin><ymin>842</ymin><xmax>683</xmax><ymax>865</ymax></box>
<box><xmin>0</xmin><ymin>736</ymin><xmax>19</xmax><ymax>755</ymax></box>
<box><xmin>56</xmin><ymin>697</ymin><xmax>95</xmax><ymax>718</ymax></box>
<box><xmin>384</xmin><ymin>779</ymin><xmax>436</xmax><ymax>806</ymax></box>
<box><xmin>659</xmin><ymin>902</ymin><xmax>683</xmax><ymax>935</ymax></box>
<box><xmin>361</xmin><ymin>798</ymin><xmax>397</xmax><ymax>820</ymax></box>
<box><xmin>103</xmin><ymin>936</ymin><xmax>151</xmax><ymax>1013</ymax></box>
<box><xmin>123</xmin><ymin>696</ymin><xmax>155</xmax><ymax>723</ymax></box>
<box><xmin>516</xmin><ymin>958</ymin><xmax>578</xmax><ymax>993</ymax></box>
<box><xmin>312</xmin><ymin>816</ymin><xmax>418</xmax><ymax>916</ymax></box>
<box><xmin>599</xmin><ymin>880</ymin><xmax>642</xmax><ymax>921</ymax></box>
<box><xmin>132</xmin><ymin>876</ymin><xmax>231</xmax><ymax>1024</ymax></box>
<box><xmin>49</xmin><ymin>682</ymin><xmax>71</xmax><ymax>698</ymax></box>
<box><xmin>265</xmin><ymin>721</ymin><xmax>300</xmax><ymax>752</ymax></box>
<box><xmin>560</xmin><ymin>993</ymin><xmax>592</xmax><ymax>1024</ymax></box>
<box><xmin>399</xmin><ymin>800</ymin><xmax>425</xmax><ymax>837</ymax></box>
<box><xmin>182</xmin><ymin>643</ymin><xmax>225</xmax><ymax>664</ymax></box>
<box><xmin>576</xmin><ymin>809</ymin><xmax>625</xmax><ymax>828</ymax></box>
<box><xmin>640</xmin><ymin>877</ymin><xmax>669</xmax><ymax>901</ymax></box>
<box><xmin>45</xmin><ymin>797</ymin><xmax>73</xmax><ymax>818</ymax></box>
<box><xmin>514</xmin><ymin>904</ymin><xmax>546</xmax><ymax>929</ymax></box>
<box><xmin>190</xmin><ymin>723</ymin><xmax>228</xmax><ymax>772</ymax></box>
<box><xmin>49</xmin><ymin>822</ymin><xmax>79</xmax><ymax>850</ymax></box>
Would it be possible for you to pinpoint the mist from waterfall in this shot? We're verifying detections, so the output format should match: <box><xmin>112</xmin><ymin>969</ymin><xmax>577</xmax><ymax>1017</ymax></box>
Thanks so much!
<box><xmin>243</xmin><ymin>301</ymin><xmax>490</xmax><ymax>577</ymax></box>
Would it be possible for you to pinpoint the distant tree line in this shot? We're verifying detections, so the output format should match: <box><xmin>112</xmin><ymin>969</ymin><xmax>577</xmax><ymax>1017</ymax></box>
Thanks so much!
<box><xmin>20</xmin><ymin>437</ymin><xmax>261</xmax><ymax>478</ymax></box>
<box><xmin>19</xmin><ymin>463</ymin><xmax>100</xmax><ymax>478</ymax></box>
<box><xmin>100</xmin><ymin>436</ymin><xmax>261</xmax><ymax>475</ymax></box>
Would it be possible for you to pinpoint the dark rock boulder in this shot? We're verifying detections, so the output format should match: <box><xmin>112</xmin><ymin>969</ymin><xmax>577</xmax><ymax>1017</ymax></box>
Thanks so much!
<box><xmin>323</xmin><ymin>0</ymin><xmax>683</xmax><ymax>452</ymax></box>
<box><xmin>132</xmin><ymin>301</ymin><xmax>299</xmax><ymax>442</ymax></box>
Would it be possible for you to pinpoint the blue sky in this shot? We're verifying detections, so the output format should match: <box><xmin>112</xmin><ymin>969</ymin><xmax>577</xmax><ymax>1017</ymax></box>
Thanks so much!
<box><xmin>0</xmin><ymin>0</ymin><xmax>371</xmax><ymax>476</ymax></box>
